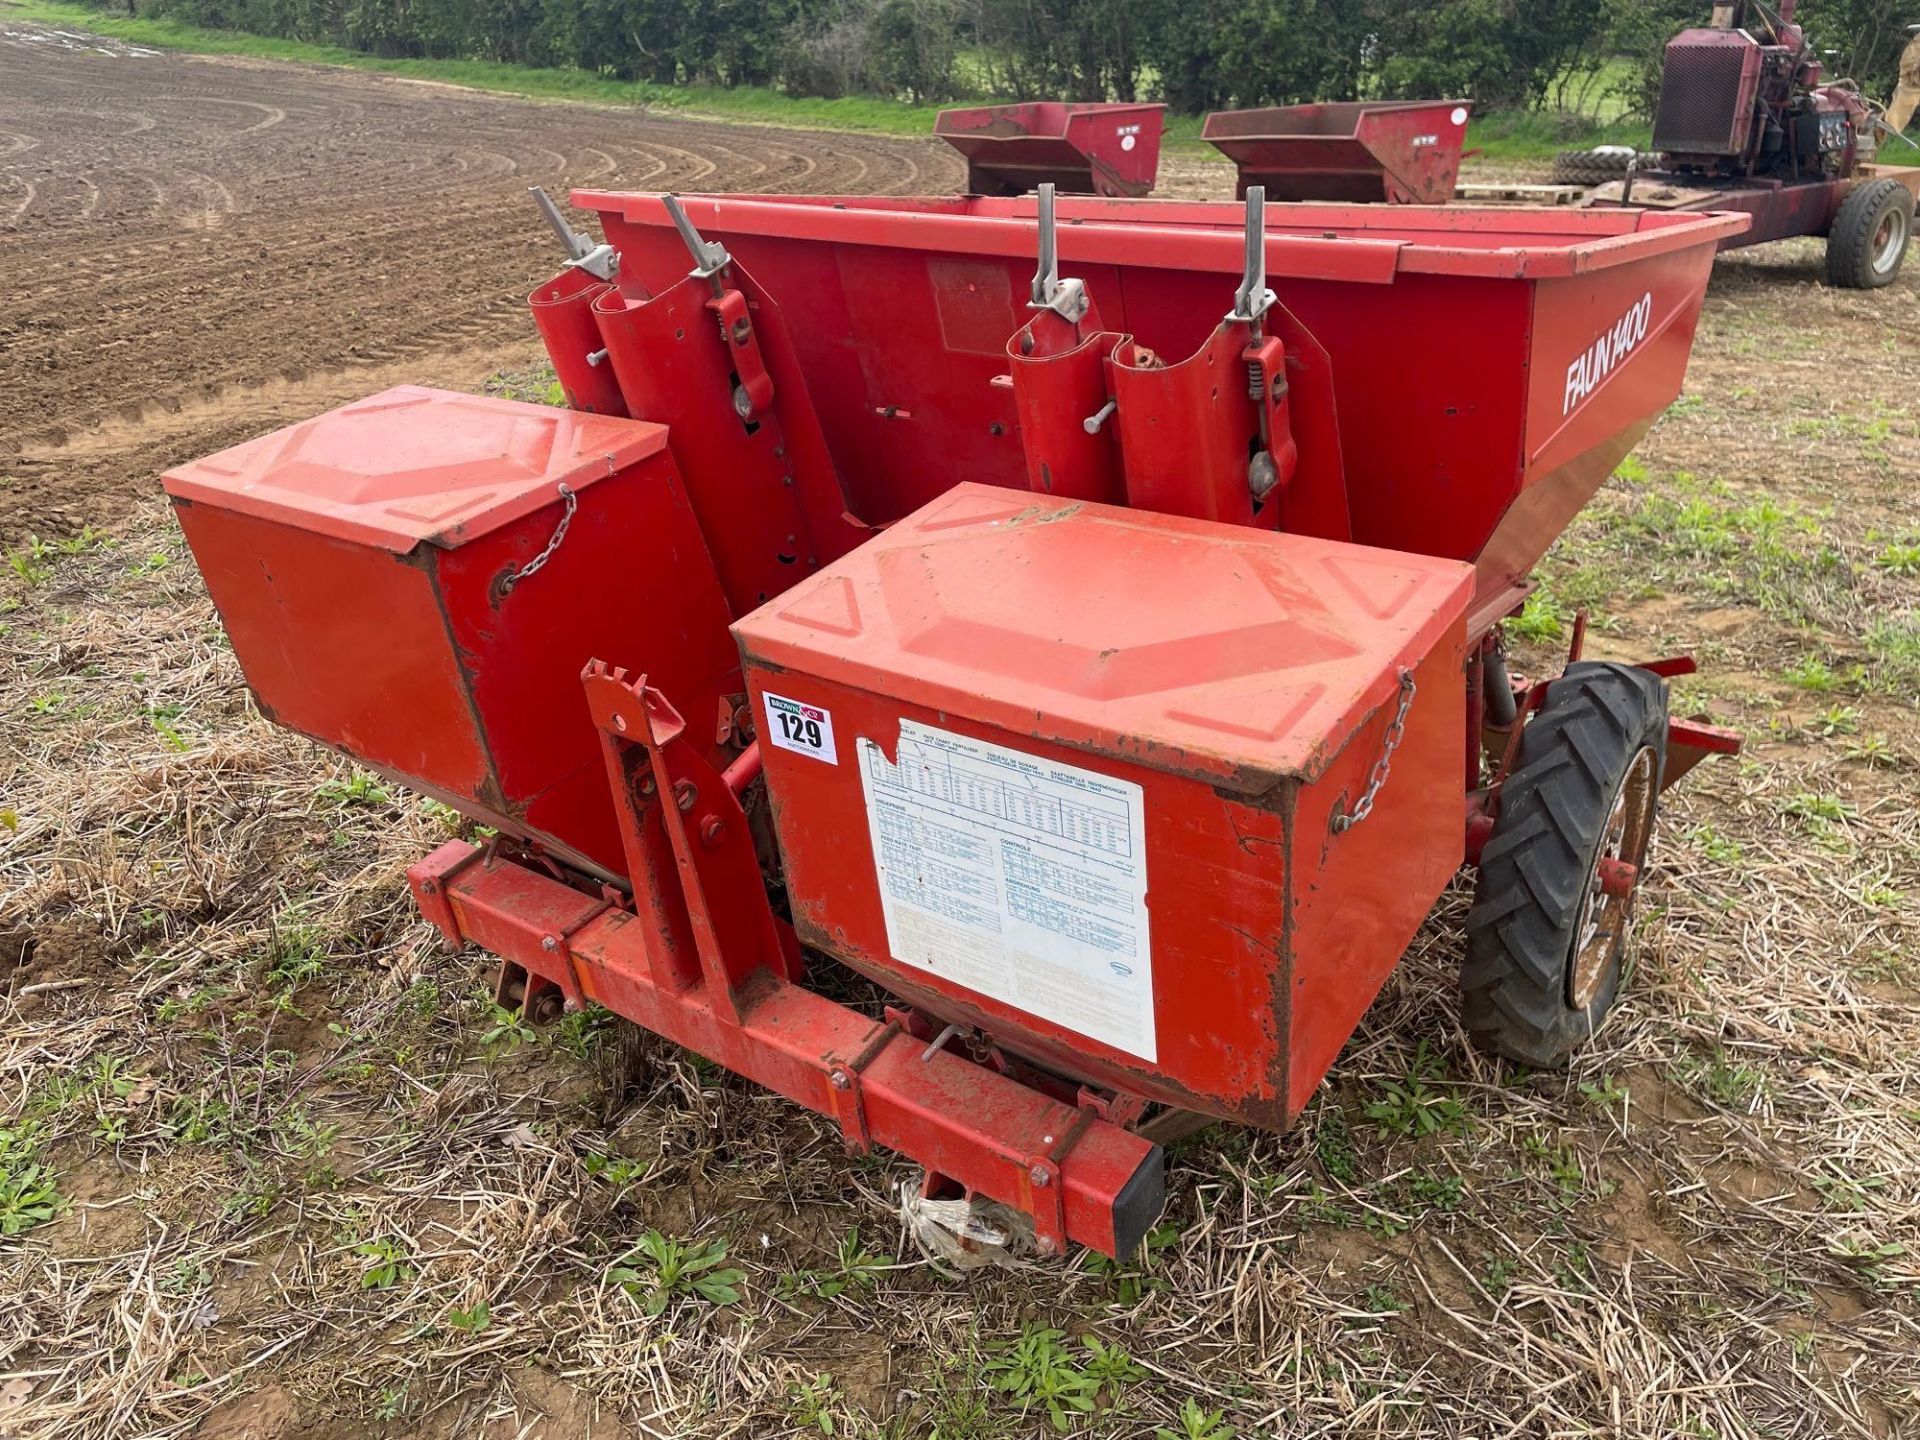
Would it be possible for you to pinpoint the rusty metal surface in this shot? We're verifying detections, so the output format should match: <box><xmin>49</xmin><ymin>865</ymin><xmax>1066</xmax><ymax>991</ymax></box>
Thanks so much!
<box><xmin>935</xmin><ymin>102</ymin><xmax>1166</xmax><ymax>198</ymax></box>
<box><xmin>1203</xmin><ymin>100</ymin><xmax>1474</xmax><ymax>204</ymax></box>
<box><xmin>1652</xmin><ymin>29</ymin><xmax>1763</xmax><ymax>156</ymax></box>
<box><xmin>1590</xmin><ymin>167</ymin><xmax>1920</xmax><ymax>250</ymax></box>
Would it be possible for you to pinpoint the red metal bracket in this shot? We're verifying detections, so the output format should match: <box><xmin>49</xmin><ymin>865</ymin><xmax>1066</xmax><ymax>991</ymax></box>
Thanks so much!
<box><xmin>1110</xmin><ymin>323</ymin><xmax>1267</xmax><ymax>527</ymax></box>
<box><xmin>707</xmin><ymin>284</ymin><xmax>774</xmax><ymax>421</ymax></box>
<box><xmin>409</xmin><ymin>840</ymin><xmax>485</xmax><ymax>944</ymax></box>
<box><xmin>584</xmin><ymin>661</ymin><xmax>794</xmax><ymax>1023</ymax></box>
<box><xmin>1005</xmin><ymin>305</ymin><xmax>1126</xmax><ymax>506</ymax></box>
<box><xmin>1243</xmin><ymin>333</ymin><xmax>1298</xmax><ymax>509</ymax></box>
<box><xmin>825</xmin><ymin>1017</ymin><xmax>900</xmax><ymax>1153</ymax></box>
<box><xmin>409</xmin><ymin>663</ymin><xmax>1166</xmax><ymax>1259</ymax></box>
<box><xmin>1464</xmin><ymin>642</ymin><xmax>1745</xmax><ymax>864</ymax></box>
<box><xmin>1664</xmin><ymin>716</ymin><xmax>1742</xmax><ymax>789</ymax></box>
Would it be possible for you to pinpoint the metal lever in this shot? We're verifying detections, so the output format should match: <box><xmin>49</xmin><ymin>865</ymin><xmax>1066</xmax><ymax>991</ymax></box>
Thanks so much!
<box><xmin>528</xmin><ymin>186</ymin><xmax>617</xmax><ymax>281</ymax></box>
<box><xmin>662</xmin><ymin>194</ymin><xmax>732</xmax><ymax>282</ymax></box>
<box><xmin>1228</xmin><ymin>186</ymin><xmax>1276</xmax><ymax>326</ymax></box>
<box><xmin>1875</xmin><ymin>114</ymin><xmax>1920</xmax><ymax>151</ymax></box>
<box><xmin>1028</xmin><ymin>183</ymin><xmax>1090</xmax><ymax>325</ymax></box>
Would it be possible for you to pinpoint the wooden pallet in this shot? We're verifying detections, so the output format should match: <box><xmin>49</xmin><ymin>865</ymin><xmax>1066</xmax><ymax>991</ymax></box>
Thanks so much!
<box><xmin>1453</xmin><ymin>182</ymin><xmax>1589</xmax><ymax>206</ymax></box>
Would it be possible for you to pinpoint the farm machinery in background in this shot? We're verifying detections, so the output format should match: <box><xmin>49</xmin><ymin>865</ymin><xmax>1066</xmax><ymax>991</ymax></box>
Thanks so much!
<box><xmin>163</xmin><ymin>178</ymin><xmax>1747</xmax><ymax>1260</ymax></box>
<box><xmin>929</xmin><ymin>97</ymin><xmax>1481</xmax><ymax>208</ymax></box>
<box><xmin>925</xmin><ymin>4</ymin><xmax>1919</xmax><ymax>293</ymax></box>
<box><xmin>934</xmin><ymin>102</ymin><xmax>1166</xmax><ymax>197</ymax></box>
<box><xmin>1203</xmin><ymin>100</ymin><xmax>1475</xmax><ymax>203</ymax></box>
<box><xmin>1555</xmin><ymin>0</ymin><xmax>1918</xmax><ymax>286</ymax></box>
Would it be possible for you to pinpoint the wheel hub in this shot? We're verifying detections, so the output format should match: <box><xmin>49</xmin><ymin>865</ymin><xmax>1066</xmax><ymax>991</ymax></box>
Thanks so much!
<box><xmin>1568</xmin><ymin>744</ymin><xmax>1657</xmax><ymax>1010</ymax></box>
<box><xmin>1873</xmin><ymin>208</ymin><xmax>1909</xmax><ymax>275</ymax></box>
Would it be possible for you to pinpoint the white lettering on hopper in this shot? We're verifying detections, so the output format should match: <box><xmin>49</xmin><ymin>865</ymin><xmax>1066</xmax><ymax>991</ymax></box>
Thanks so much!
<box><xmin>1563</xmin><ymin>292</ymin><xmax>1653</xmax><ymax>416</ymax></box>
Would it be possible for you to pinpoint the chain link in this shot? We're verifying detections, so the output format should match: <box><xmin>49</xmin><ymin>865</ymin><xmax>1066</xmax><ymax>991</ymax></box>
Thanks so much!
<box><xmin>501</xmin><ymin>483</ymin><xmax>576</xmax><ymax>592</ymax></box>
<box><xmin>1331</xmin><ymin>668</ymin><xmax>1417</xmax><ymax>833</ymax></box>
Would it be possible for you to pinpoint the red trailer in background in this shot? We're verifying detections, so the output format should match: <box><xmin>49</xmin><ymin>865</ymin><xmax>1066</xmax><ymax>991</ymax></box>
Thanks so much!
<box><xmin>1203</xmin><ymin>100</ymin><xmax>1473</xmax><ymax>203</ymax></box>
<box><xmin>164</xmin><ymin>186</ymin><xmax>1746</xmax><ymax>1261</ymax></box>
<box><xmin>936</xmin><ymin>102</ymin><xmax>1166</xmax><ymax>197</ymax></box>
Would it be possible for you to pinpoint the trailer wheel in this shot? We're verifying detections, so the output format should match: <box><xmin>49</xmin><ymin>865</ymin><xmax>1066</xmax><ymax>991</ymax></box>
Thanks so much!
<box><xmin>1462</xmin><ymin>662</ymin><xmax>1667</xmax><ymax>1068</ymax></box>
<box><xmin>1550</xmin><ymin>148</ymin><xmax>1635</xmax><ymax>186</ymax></box>
<box><xmin>1827</xmin><ymin>178</ymin><xmax>1914</xmax><ymax>289</ymax></box>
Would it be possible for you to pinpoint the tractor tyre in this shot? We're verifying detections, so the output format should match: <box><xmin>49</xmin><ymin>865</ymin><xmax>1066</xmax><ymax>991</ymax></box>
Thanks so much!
<box><xmin>1551</xmin><ymin>148</ymin><xmax>1634</xmax><ymax>187</ymax></box>
<box><xmin>1462</xmin><ymin>662</ymin><xmax>1668</xmax><ymax>1068</ymax></box>
<box><xmin>1827</xmin><ymin>178</ymin><xmax>1914</xmax><ymax>289</ymax></box>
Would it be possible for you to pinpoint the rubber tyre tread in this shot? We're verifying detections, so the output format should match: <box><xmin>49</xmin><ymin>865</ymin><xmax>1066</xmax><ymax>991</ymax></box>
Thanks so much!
<box><xmin>1463</xmin><ymin>662</ymin><xmax>1668</xmax><ymax>1068</ymax></box>
<box><xmin>1551</xmin><ymin>149</ymin><xmax>1633</xmax><ymax>186</ymax></box>
<box><xmin>1826</xmin><ymin>178</ymin><xmax>1914</xmax><ymax>290</ymax></box>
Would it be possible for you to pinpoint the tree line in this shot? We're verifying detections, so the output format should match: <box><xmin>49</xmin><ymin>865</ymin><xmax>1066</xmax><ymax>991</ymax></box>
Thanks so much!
<box><xmin>98</xmin><ymin>0</ymin><xmax>1919</xmax><ymax>116</ymax></box>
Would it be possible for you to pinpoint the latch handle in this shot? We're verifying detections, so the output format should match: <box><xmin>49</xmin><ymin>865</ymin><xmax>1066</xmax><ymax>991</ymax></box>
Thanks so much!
<box><xmin>1228</xmin><ymin>186</ymin><xmax>1276</xmax><ymax>326</ymax></box>
<box><xmin>528</xmin><ymin>185</ymin><xmax>617</xmax><ymax>281</ymax></box>
<box><xmin>1028</xmin><ymin>183</ymin><xmax>1089</xmax><ymax>325</ymax></box>
<box><xmin>662</xmin><ymin>193</ymin><xmax>731</xmax><ymax>281</ymax></box>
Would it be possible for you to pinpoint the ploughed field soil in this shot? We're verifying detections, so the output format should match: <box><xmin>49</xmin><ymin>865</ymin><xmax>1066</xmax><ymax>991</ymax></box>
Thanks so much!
<box><xmin>0</xmin><ymin>16</ymin><xmax>957</xmax><ymax>545</ymax></box>
<box><xmin>4</xmin><ymin>15</ymin><xmax>1920</xmax><ymax>1440</ymax></box>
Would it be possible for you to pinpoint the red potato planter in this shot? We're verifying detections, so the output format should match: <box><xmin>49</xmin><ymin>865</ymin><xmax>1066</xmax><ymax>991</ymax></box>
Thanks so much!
<box><xmin>1203</xmin><ymin>100</ymin><xmax>1474</xmax><ymax>204</ymax></box>
<box><xmin>165</xmin><ymin>184</ymin><xmax>1746</xmax><ymax>1259</ymax></box>
<box><xmin>936</xmin><ymin>102</ymin><xmax>1166</xmax><ymax>197</ymax></box>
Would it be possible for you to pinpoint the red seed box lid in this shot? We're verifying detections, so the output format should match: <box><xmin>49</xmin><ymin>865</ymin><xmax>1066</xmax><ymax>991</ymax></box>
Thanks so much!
<box><xmin>733</xmin><ymin>482</ymin><xmax>1473</xmax><ymax>791</ymax></box>
<box><xmin>163</xmin><ymin>385</ymin><xmax>670</xmax><ymax>553</ymax></box>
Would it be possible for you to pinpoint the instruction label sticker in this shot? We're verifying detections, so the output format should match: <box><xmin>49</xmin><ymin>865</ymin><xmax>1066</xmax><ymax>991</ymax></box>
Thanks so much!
<box><xmin>857</xmin><ymin>720</ymin><xmax>1154</xmax><ymax>1061</ymax></box>
<box><xmin>764</xmin><ymin>692</ymin><xmax>838</xmax><ymax>765</ymax></box>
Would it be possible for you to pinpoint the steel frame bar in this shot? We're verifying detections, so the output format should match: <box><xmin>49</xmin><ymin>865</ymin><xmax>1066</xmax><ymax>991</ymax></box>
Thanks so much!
<box><xmin>408</xmin><ymin>662</ymin><xmax>1164</xmax><ymax>1259</ymax></box>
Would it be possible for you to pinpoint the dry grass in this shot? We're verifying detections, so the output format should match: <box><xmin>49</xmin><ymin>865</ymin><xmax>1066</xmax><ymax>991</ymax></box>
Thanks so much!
<box><xmin>3</xmin><ymin>252</ymin><xmax>1919</xmax><ymax>1440</ymax></box>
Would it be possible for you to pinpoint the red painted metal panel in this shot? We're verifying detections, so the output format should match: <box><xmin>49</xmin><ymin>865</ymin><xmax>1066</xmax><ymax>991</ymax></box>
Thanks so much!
<box><xmin>1006</xmin><ymin>307</ymin><xmax>1127</xmax><ymax>506</ymax></box>
<box><xmin>171</xmin><ymin>501</ymin><xmax>497</xmax><ymax>796</ymax></box>
<box><xmin>583</xmin><ymin>193</ymin><xmax>1732</xmax><ymax>618</ymax></box>
<box><xmin>528</xmin><ymin>267</ymin><xmax>627</xmax><ymax>417</ymax></box>
<box><xmin>738</xmin><ymin>484</ymin><xmax>1470</xmax><ymax>787</ymax></box>
<box><xmin>1472</xmin><ymin>240</ymin><xmax>1719</xmax><ymax>601</ymax></box>
<box><xmin>589</xmin><ymin>271</ymin><xmax>864</xmax><ymax>614</ymax></box>
<box><xmin>164</xmin><ymin>388</ymin><xmax>740</xmax><ymax>880</ymax></box>
<box><xmin>1109</xmin><ymin>326</ymin><xmax>1266</xmax><ymax>527</ymax></box>
<box><xmin>1204</xmin><ymin>101</ymin><xmax>1474</xmax><ymax>204</ymax></box>
<box><xmin>936</xmin><ymin>102</ymin><xmax>1166</xmax><ymax>198</ymax></box>
<box><xmin>578</xmin><ymin>191</ymin><xmax>1747</xmax><ymax>279</ymax></box>
<box><xmin>734</xmin><ymin>485</ymin><xmax>1471</xmax><ymax>1125</ymax></box>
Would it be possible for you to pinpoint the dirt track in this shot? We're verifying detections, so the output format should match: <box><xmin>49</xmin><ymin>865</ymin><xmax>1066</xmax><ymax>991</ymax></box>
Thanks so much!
<box><xmin>0</xmin><ymin>16</ymin><xmax>959</xmax><ymax>542</ymax></box>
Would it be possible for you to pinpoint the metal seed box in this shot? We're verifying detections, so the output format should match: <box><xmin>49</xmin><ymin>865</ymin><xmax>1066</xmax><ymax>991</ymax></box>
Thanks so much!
<box><xmin>734</xmin><ymin>483</ymin><xmax>1473</xmax><ymax>1128</ymax></box>
<box><xmin>164</xmin><ymin>385</ymin><xmax>738</xmax><ymax>880</ymax></box>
